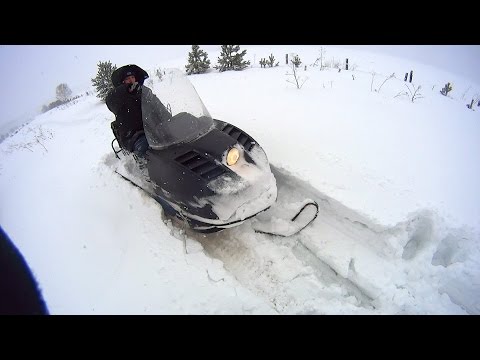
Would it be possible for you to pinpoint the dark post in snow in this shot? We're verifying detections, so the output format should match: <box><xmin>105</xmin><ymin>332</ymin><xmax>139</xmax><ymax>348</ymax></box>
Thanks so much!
<box><xmin>404</xmin><ymin>73</ymin><xmax>408</xmax><ymax>81</ymax></box>
<box><xmin>304</xmin><ymin>65</ymin><xmax>307</xmax><ymax>71</ymax></box>
<box><xmin>467</xmin><ymin>98</ymin><xmax>475</xmax><ymax>109</ymax></box>
<box><xmin>286</xmin><ymin>54</ymin><xmax>288</xmax><ymax>65</ymax></box>
<box><xmin>409</xmin><ymin>70</ymin><xmax>413</xmax><ymax>83</ymax></box>
<box><xmin>345</xmin><ymin>58</ymin><xmax>348</xmax><ymax>70</ymax></box>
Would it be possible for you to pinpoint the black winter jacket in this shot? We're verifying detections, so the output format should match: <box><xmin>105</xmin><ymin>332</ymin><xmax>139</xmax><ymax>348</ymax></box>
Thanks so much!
<box><xmin>106</xmin><ymin>84</ymin><xmax>144</xmax><ymax>150</ymax></box>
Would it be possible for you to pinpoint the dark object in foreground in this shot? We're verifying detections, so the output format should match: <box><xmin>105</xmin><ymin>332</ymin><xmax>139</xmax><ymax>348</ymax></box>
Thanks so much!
<box><xmin>0</xmin><ymin>226</ymin><xmax>49</xmax><ymax>315</ymax></box>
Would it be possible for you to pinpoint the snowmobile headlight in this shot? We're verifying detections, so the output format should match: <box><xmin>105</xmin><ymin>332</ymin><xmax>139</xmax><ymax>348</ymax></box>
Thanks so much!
<box><xmin>226</xmin><ymin>147</ymin><xmax>240</xmax><ymax>166</ymax></box>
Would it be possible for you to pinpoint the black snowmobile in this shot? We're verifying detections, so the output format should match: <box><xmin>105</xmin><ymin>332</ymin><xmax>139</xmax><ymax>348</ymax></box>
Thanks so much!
<box><xmin>110</xmin><ymin>66</ymin><xmax>318</xmax><ymax>235</ymax></box>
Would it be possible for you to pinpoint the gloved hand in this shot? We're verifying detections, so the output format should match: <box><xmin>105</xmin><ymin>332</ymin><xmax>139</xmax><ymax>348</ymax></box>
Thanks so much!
<box><xmin>128</xmin><ymin>81</ymin><xmax>142</xmax><ymax>94</ymax></box>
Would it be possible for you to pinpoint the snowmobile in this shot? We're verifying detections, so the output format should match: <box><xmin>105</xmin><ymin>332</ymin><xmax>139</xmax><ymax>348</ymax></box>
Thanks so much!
<box><xmin>110</xmin><ymin>67</ymin><xmax>318</xmax><ymax>236</ymax></box>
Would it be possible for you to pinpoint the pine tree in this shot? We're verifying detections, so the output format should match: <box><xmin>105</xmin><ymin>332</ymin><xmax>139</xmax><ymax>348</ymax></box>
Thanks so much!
<box><xmin>56</xmin><ymin>83</ymin><xmax>72</xmax><ymax>102</ymax></box>
<box><xmin>267</xmin><ymin>54</ymin><xmax>279</xmax><ymax>67</ymax></box>
<box><xmin>185</xmin><ymin>45</ymin><xmax>211</xmax><ymax>75</ymax></box>
<box><xmin>91</xmin><ymin>61</ymin><xmax>117</xmax><ymax>102</ymax></box>
<box><xmin>440</xmin><ymin>82</ymin><xmax>453</xmax><ymax>96</ymax></box>
<box><xmin>214</xmin><ymin>45</ymin><xmax>250</xmax><ymax>72</ymax></box>
<box><xmin>292</xmin><ymin>55</ymin><xmax>302</xmax><ymax>68</ymax></box>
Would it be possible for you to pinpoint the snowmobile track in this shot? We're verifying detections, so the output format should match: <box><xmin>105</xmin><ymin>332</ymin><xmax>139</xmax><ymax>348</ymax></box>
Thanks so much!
<box><xmin>170</xmin><ymin>165</ymin><xmax>382</xmax><ymax>313</ymax></box>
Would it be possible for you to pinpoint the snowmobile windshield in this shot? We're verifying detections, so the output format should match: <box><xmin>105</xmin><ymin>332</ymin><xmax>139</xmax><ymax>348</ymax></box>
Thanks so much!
<box><xmin>142</xmin><ymin>68</ymin><xmax>214</xmax><ymax>150</ymax></box>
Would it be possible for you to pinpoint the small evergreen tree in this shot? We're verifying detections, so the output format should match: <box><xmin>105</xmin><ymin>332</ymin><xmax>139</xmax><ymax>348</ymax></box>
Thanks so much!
<box><xmin>440</xmin><ymin>82</ymin><xmax>453</xmax><ymax>96</ymax></box>
<box><xmin>266</xmin><ymin>54</ymin><xmax>279</xmax><ymax>67</ymax></box>
<box><xmin>214</xmin><ymin>45</ymin><xmax>250</xmax><ymax>72</ymax></box>
<box><xmin>56</xmin><ymin>83</ymin><xmax>72</xmax><ymax>102</ymax></box>
<box><xmin>91</xmin><ymin>60</ymin><xmax>117</xmax><ymax>102</ymax></box>
<box><xmin>292</xmin><ymin>55</ymin><xmax>302</xmax><ymax>68</ymax></box>
<box><xmin>185</xmin><ymin>45</ymin><xmax>211</xmax><ymax>75</ymax></box>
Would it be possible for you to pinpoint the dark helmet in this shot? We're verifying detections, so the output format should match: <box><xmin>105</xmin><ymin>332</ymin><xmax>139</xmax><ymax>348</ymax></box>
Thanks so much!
<box><xmin>111</xmin><ymin>64</ymin><xmax>149</xmax><ymax>87</ymax></box>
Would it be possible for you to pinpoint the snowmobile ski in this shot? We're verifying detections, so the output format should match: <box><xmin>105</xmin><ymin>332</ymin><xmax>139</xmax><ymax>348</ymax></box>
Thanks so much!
<box><xmin>251</xmin><ymin>199</ymin><xmax>319</xmax><ymax>237</ymax></box>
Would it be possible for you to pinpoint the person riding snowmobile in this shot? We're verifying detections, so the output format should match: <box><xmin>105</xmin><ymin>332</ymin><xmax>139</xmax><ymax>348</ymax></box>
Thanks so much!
<box><xmin>109</xmin><ymin>68</ymin><xmax>318</xmax><ymax>235</ymax></box>
<box><xmin>106</xmin><ymin>64</ymin><xmax>170</xmax><ymax>158</ymax></box>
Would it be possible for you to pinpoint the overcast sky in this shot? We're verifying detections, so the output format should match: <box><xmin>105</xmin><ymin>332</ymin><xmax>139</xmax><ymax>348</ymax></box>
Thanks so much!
<box><xmin>0</xmin><ymin>45</ymin><xmax>194</xmax><ymax>124</ymax></box>
<box><xmin>1</xmin><ymin>45</ymin><xmax>479</xmax><ymax>127</ymax></box>
<box><xmin>336</xmin><ymin>45</ymin><xmax>480</xmax><ymax>82</ymax></box>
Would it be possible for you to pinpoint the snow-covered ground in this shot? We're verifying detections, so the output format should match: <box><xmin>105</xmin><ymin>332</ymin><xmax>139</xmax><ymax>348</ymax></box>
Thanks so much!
<box><xmin>1</xmin><ymin>45</ymin><xmax>479</xmax><ymax>314</ymax></box>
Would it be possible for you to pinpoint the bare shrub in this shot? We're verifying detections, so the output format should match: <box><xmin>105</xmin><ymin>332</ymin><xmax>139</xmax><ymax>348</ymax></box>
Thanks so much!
<box><xmin>6</xmin><ymin>126</ymin><xmax>54</xmax><ymax>154</ymax></box>
<box><xmin>395</xmin><ymin>83</ymin><xmax>423</xmax><ymax>103</ymax></box>
<box><xmin>286</xmin><ymin>60</ymin><xmax>307</xmax><ymax>89</ymax></box>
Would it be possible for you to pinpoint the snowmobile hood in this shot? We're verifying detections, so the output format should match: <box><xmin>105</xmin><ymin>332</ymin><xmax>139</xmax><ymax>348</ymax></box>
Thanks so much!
<box><xmin>111</xmin><ymin>64</ymin><xmax>149</xmax><ymax>87</ymax></box>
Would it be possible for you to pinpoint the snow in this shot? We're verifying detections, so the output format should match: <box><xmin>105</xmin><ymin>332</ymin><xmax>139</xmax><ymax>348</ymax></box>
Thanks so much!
<box><xmin>1</xmin><ymin>45</ymin><xmax>479</xmax><ymax>314</ymax></box>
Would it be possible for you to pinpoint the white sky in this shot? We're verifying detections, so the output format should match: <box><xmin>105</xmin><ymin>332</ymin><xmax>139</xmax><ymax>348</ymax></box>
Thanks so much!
<box><xmin>335</xmin><ymin>45</ymin><xmax>480</xmax><ymax>83</ymax></box>
<box><xmin>1</xmin><ymin>45</ymin><xmax>479</xmax><ymax>130</ymax></box>
<box><xmin>0</xmin><ymin>45</ymin><xmax>479</xmax><ymax>314</ymax></box>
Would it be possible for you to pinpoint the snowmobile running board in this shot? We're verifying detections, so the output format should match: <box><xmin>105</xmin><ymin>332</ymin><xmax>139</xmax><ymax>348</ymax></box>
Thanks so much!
<box><xmin>115</xmin><ymin>170</ymin><xmax>153</xmax><ymax>196</ymax></box>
